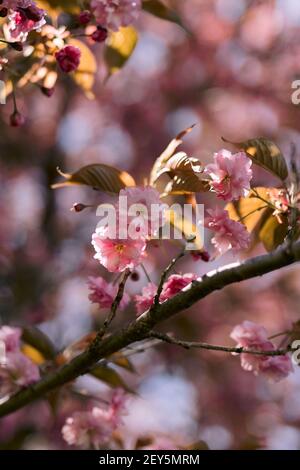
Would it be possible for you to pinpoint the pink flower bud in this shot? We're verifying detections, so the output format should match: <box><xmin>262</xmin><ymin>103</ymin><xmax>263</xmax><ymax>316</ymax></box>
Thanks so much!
<box><xmin>41</xmin><ymin>86</ymin><xmax>55</xmax><ymax>97</ymax></box>
<box><xmin>55</xmin><ymin>45</ymin><xmax>81</xmax><ymax>73</ymax></box>
<box><xmin>0</xmin><ymin>7</ymin><xmax>8</xmax><ymax>17</ymax></box>
<box><xmin>91</xmin><ymin>25</ymin><xmax>108</xmax><ymax>43</ymax></box>
<box><xmin>78</xmin><ymin>10</ymin><xmax>92</xmax><ymax>25</ymax></box>
<box><xmin>10</xmin><ymin>111</ymin><xmax>25</xmax><ymax>127</ymax></box>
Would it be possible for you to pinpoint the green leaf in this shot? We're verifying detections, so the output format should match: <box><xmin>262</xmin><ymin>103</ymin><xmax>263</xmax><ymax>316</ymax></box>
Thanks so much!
<box><xmin>69</xmin><ymin>39</ymin><xmax>97</xmax><ymax>99</ymax></box>
<box><xmin>226</xmin><ymin>187</ymin><xmax>272</xmax><ymax>234</ymax></box>
<box><xmin>22</xmin><ymin>326</ymin><xmax>56</xmax><ymax>361</ymax></box>
<box><xmin>51</xmin><ymin>163</ymin><xmax>136</xmax><ymax>193</ymax></box>
<box><xmin>222</xmin><ymin>137</ymin><xmax>288</xmax><ymax>181</ymax></box>
<box><xmin>142</xmin><ymin>0</ymin><xmax>189</xmax><ymax>33</ymax></box>
<box><xmin>105</xmin><ymin>26</ymin><xmax>138</xmax><ymax>74</ymax></box>
<box><xmin>90</xmin><ymin>365</ymin><xmax>132</xmax><ymax>392</ymax></box>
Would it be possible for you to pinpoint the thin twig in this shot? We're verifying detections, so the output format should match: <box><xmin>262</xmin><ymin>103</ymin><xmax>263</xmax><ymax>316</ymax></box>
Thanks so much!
<box><xmin>149</xmin><ymin>331</ymin><xmax>291</xmax><ymax>357</ymax></box>
<box><xmin>152</xmin><ymin>248</ymin><xmax>186</xmax><ymax>307</ymax></box>
<box><xmin>93</xmin><ymin>269</ymin><xmax>131</xmax><ymax>344</ymax></box>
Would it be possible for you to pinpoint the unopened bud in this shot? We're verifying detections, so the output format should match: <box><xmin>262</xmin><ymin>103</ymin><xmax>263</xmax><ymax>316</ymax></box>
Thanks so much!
<box><xmin>10</xmin><ymin>111</ymin><xmax>25</xmax><ymax>127</ymax></box>
<box><xmin>131</xmin><ymin>271</ymin><xmax>140</xmax><ymax>281</ymax></box>
<box><xmin>41</xmin><ymin>86</ymin><xmax>55</xmax><ymax>97</ymax></box>
<box><xmin>0</xmin><ymin>7</ymin><xmax>8</xmax><ymax>17</ymax></box>
<box><xmin>71</xmin><ymin>203</ymin><xmax>88</xmax><ymax>212</ymax></box>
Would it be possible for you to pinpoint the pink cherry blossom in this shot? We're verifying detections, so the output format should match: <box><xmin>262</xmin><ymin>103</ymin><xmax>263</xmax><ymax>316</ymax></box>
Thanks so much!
<box><xmin>0</xmin><ymin>326</ymin><xmax>21</xmax><ymax>352</ymax></box>
<box><xmin>55</xmin><ymin>45</ymin><xmax>81</xmax><ymax>73</ymax></box>
<box><xmin>87</xmin><ymin>276</ymin><xmax>129</xmax><ymax>309</ymax></box>
<box><xmin>0</xmin><ymin>352</ymin><xmax>40</xmax><ymax>397</ymax></box>
<box><xmin>62</xmin><ymin>407</ymin><xmax>115</xmax><ymax>449</ymax></box>
<box><xmin>91</xmin><ymin>0</ymin><xmax>141</xmax><ymax>31</ymax></box>
<box><xmin>62</xmin><ymin>389</ymin><xmax>127</xmax><ymax>449</ymax></box>
<box><xmin>8</xmin><ymin>4</ymin><xmax>46</xmax><ymax>42</ymax></box>
<box><xmin>259</xmin><ymin>355</ymin><xmax>293</xmax><ymax>383</ymax></box>
<box><xmin>161</xmin><ymin>273</ymin><xmax>197</xmax><ymax>301</ymax></box>
<box><xmin>230</xmin><ymin>321</ymin><xmax>293</xmax><ymax>382</ymax></box>
<box><xmin>204</xmin><ymin>149</ymin><xmax>252</xmax><ymax>201</ymax></box>
<box><xmin>135</xmin><ymin>282</ymin><xmax>157</xmax><ymax>315</ymax></box>
<box><xmin>205</xmin><ymin>207</ymin><xmax>250</xmax><ymax>256</ymax></box>
<box><xmin>118</xmin><ymin>186</ymin><xmax>166</xmax><ymax>238</ymax></box>
<box><xmin>92</xmin><ymin>227</ymin><xmax>146</xmax><ymax>273</ymax></box>
<box><xmin>2</xmin><ymin>1</ymin><xmax>31</xmax><ymax>8</ymax></box>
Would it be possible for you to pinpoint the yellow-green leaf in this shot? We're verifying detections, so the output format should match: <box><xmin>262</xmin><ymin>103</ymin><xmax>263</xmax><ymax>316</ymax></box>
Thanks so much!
<box><xmin>69</xmin><ymin>39</ymin><xmax>97</xmax><ymax>99</ymax></box>
<box><xmin>142</xmin><ymin>0</ymin><xmax>189</xmax><ymax>33</ymax></box>
<box><xmin>165</xmin><ymin>208</ymin><xmax>203</xmax><ymax>250</ymax></box>
<box><xmin>226</xmin><ymin>187</ymin><xmax>272</xmax><ymax>233</ymax></box>
<box><xmin>154</xmin><ymin>152</ymin><xmax>209</xmax><ymax>196</ymax></box>
<box><xmin>258</xmin><ymin>214</ymin><xmax>289</xmax><ymax>252</ymax></box>
<box><xmin>150</xmin><ymin>125</ymin><xmax>196</xmax><ymax>186</ymax></box>
<box><xmin>222</xmin><ymin>137</ymin><xmax>288</xmax><ymax>181</ymax></box>
<box><xmin>105</xmin><ymin>26</ymin><xmax>138</xmax><ymax>74</ymax></box>
<box><xmin>51</xmin><ymin>163</ymin><xmax>136</xmax><ymax>193</ymax></box>
<box><xmin>90</xmin><ymin>365</ymin><xmax>132</xmax><ymax>392</ymax></box>
<box><xmin>22</xmin><ymin>326</ymin><xmax>56</xmax><ymax>360</ymax></box>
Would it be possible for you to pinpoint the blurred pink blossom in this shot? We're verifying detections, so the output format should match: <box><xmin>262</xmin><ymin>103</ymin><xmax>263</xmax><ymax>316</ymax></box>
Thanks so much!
<box><xmin>8</xmin><ymin>3</ymin><xmax>45</xmax><ymax>41</ymax></box>
<box><xmin>87</xmin><ymin>276</ymin><xmax>130</xmax><ymax>309</ymax></box>
<box><xmin>230</xmin><ymin>321</ymin><xmax>293</xmax><ymax>382</ymax></box>
<box><xmin>0</xmin><ymin>352</ymin><xmax>40</xmax><ymax>397</ymax></box>
<box><xmin>91</xmin><ymin>0</ymin><xmax>141</xmax><ymax>31</ymax></box>
<box><xmin>0</xmin><ymin>326</ymin><xmax>21</xmax><ymax>352</ymax></box>
<box><xmin>62</xmin><ymin>389</ymin><xmax>127</xmax><ymax>449</ymax></box>
<box><xmin>204</xmin><ymin>149</ymin><xmax>252</xmax><ymax>201</ymax></box>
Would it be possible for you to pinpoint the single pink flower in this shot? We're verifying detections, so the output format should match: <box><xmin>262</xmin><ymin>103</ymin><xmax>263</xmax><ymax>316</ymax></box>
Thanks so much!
<box><xmin>135</xmin><ymin>282</ymin><xmax>157</xmax><ymax>315</ymax></box>
<box><xmin>204</xmin><ymin>149</ymin><xmax>252</xmax><ymax>201</ymax></box>
<box><xmin>91</xmin><ymin>0</ymin><xmax>141</xmax><ymax>31</ymax></box>
<box><xmin>230</xmin><ymin>321</ymin><xmax>293</xmax><ymax>382</ymax></box>
<box><xmin>55</xmin><ymin>45</ymin><xmax>81</xmax><ymax>73</ymax></box>
<box><xmin>92</xmin><ymin>227</ymin><xmax>146</xmax><ymax>273</ymax></box>
<box><xmin>0</xmin><ymin>326</ymin><xmax>21</xmax><ymax>353</ymax></box>
<box><xmin>87</xmin><ymin>276</ymin><xmax>129</xmax><ymax>309</ymax></box>
<box><xmin>161</xmin><ymin>273</ymin><xmax>197</xmax><ymax>301</ymax></box>
<box><xmin>205</xmin><ymin>207</ymin><xmax>250</xmax><ymax>256</ymax></box>
<box><xmin>0</xmin><ymin>352</ymin><xmax>40</xmax><ymax>397</ymax></box>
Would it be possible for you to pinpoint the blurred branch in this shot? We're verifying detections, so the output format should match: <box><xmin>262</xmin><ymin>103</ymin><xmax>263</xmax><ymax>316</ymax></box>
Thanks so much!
<box><xmin>1</xmin><ymin>241</ymin><xmax>300</xmax><ymax>418</ymax></box>
<box><xmin>148</xmin><ymin>331</ymin><xmax>291</xmax><ymax>356</ymax></box>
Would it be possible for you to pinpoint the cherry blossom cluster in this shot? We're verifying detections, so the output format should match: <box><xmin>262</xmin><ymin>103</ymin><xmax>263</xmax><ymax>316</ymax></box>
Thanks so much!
<box><xmin>0</xmin><ymin>326</ymin><xmax>40</xmax><ymax>398</ymax></box>
<box><xmin>204</xmin><ymin>149</ymin><xmax>253</xmax><ymax>256</ymax></box>
<box><xmin>230</xmin><ymin>321</ymin><xmax>293</xmax><ymax>382</ymax></box>
<box><xmin>0</xmin><ymin>1</ymin><xmax>143</xmax><ymax>126</ymax></box>
<box><xmin>62</xmin><ymin>388</ymin><xmax>127</xmax><ymax>449</ymax></box>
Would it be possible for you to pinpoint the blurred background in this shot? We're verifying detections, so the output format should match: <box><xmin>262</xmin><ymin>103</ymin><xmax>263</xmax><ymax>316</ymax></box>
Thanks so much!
<box><xmin>1</xmin><ymin>0</ymin><xmax>300</xmax><ymax>450</ymax></box>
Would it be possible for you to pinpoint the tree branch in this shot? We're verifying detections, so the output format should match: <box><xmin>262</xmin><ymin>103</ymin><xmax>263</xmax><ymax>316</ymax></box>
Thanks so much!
<box><xmin>148</xmin><ymin>331</ymin><xmax>291</xmax><ymax>356</ymax></box>
<box><xmin>1</xmin><ymin>241</ymin><xmax>300</xmax><ymax>418</ymax></box>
